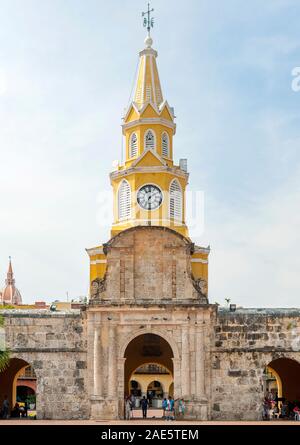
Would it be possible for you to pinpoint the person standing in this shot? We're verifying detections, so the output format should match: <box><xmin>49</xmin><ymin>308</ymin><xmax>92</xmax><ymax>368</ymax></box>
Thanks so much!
<box><xmin>125</xmin><ymin>397</ymin><xmax>131</xmax><ymax>420</ymax></box>
<box><xmin>162</xmin><ymin>398</ymin><xmax>168</xmax><ymax>419</ymax></box>
<box><xmin>178</xmin><ymin>399</ymin><xmax>185</xmax><ymax>419</ymax></box>
<box><xmin>141</xmin><ymin>396</ymin><xmax>149</xmax><ymax>419</ymax></box>
<box><xmin>2</xmin><ymin>396</ymin><xmax>9</xmax><ymax>419</ymax></box>
<box><xmin>169</xmin><ymin>396</ymin><xmax>175</xmax><ymax>420</ymax></box>
<box><xmin>293</xmin><ymin>405</ymin><xmax>300</xmax><ymax>421</ymax></box>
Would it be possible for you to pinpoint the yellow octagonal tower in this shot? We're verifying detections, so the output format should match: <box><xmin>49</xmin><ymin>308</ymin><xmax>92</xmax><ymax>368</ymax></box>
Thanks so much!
<box><xmin>110</xmin><ymin>34</ymin><xmax>189</xmax><ymax>238</ymax></box>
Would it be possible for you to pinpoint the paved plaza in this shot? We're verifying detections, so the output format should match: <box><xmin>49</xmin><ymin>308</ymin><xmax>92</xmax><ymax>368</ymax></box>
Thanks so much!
<box><xmin>0</xmin><ymin>419</ymin><xmax>299</xmax><ymax>426</ymax></box>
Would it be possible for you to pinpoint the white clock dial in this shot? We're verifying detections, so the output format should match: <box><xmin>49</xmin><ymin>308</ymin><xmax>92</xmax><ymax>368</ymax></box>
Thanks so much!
<box><xmin>137</xmin><ymin>185</ymin><xmax>163</xmax><ymax>210</ymax></box>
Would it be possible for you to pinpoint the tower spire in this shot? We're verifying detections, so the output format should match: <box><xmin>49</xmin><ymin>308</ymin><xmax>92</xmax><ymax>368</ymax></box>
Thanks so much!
<box><xmin>132</xmin><ymin>4</ymin><xmax>163</xmax><ymax>108</ymax></box>
<box><xmin>6</xmin><ymin>256</ymin><xmax>14</xmax><ymax>285</ymax></box>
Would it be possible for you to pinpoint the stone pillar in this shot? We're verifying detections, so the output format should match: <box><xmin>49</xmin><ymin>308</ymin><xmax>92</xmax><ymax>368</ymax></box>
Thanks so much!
<box><xmin>93</xmin><ymin>326</ymin><xmax>102</xmax><ymax>396</ymax></box>
<box><xmin>181</xmin><ymin>326</ymin><xmax>190</xmax><ymax>398</ymax></box>
<box><xmin>117</xmin><ymin>358</ymin><xmax>126</xmax><ymax>399</ymax></box>
<box><xmin>195</xmin><ymin>324</ymin><xmax>205</xmax><ymax>398</ymax></box>
<box><xmin>172</xmin><ymin>358</ymin><xmax>181</xmax><ymax>399</ymax></box>
<box><xmin>108</xmin><ymin>324</ymin><xmax>117</xmax><ymax>398</ymax></box>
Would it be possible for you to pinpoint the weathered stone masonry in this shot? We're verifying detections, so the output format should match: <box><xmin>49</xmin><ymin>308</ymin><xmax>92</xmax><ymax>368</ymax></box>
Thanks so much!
<box><xmin>3</xmin><ymin>310</ymin><xmax>89</xmax><ymax>419</ymax></box>
<box><xmin>3</xmin><ymin>307</ymin><xmax>300</xmax><ymax>420</ymax></box>
<box><xmin>211</xmin><ymin>308</ymin><xmax>300</xmax><ymax>420</ymax></box>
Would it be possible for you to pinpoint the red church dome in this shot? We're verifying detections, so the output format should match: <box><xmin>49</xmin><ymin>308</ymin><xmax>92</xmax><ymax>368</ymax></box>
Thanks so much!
<box><xmin>0</xmin><ymin>258</ymin><xmax>22</xmax><ymax>305</ymax></box>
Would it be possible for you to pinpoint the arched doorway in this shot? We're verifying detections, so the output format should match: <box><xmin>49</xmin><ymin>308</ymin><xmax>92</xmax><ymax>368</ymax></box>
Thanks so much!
<box><xmin>264</xmin><ymin>358</ymin><xmax>300</xmax><ymax>405</ymax></box>
<box><xmin>0</xmin><ymin>358</ymin><xmax>37</xmax><ymax>419</ymax></box>
<box><xmin>147</xmin><ymin>380</ymin><xmax>163</xmax><ymax>406</ymax></box>
<box><xmin>129</xmin><ymin>380</ymin><xmax>142</xmax><ymax>397</ymax></box>
<box><xmin>124</xmin><ymin>333</ymin><xmax>174</xmax><ymax>417</ymax></box>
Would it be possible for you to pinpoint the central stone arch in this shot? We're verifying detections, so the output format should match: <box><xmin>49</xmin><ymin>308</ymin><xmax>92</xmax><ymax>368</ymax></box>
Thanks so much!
<box><xmin>117</xmin><ymin>327</ymin><xmax>180</xmax><ymax>418</ymax></box>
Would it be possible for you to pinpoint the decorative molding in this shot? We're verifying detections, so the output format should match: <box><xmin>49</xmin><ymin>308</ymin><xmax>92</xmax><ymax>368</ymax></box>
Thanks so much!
<box><xmin>112</xmin><ymin>219</ymin><xmax>186</xmax><ymax>227</ymax></box>
<box><xmin>90</xmin><ymin>260</ymin><xmax>107</xmax><ymax>265</ymax></box>
<box><xmin>86</xmin><ymin>247</ymin><xmax>104</xmax><ymax>256</ymax></box>
<box><xmin>122</xmin><ymin>117</ymin><xmax>176</xmax><ymax>134</ymax></box>
<box><xmin>110</xmin><ymin>165</ymin><xmax>189</xmax><ymax>181</ymax></box>
<box><xmin>194</xmin><ymin>245</ymin><xmax>211</xmax><ymax>254</ymax></box>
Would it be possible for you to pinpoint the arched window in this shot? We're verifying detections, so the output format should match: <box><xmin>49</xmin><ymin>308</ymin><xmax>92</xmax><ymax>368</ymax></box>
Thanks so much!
<box><xmin>169</xmin><ymin>179</ymin><xmax>182</xmax><ymax>221</ymax></box>
<box><xmin>118</xmin><ymin>180</ymin><xmax>131</xmax><ymax>220</ymax></box>
<box><xmin>145</xmin><ymin>129</ymin><xmax>155</xmax><ymax>151</ymax></box>
<box><xmin>162</xmin><ymin>132</ymin><xmax>169</xmax><ymax>157</ymax></box>
<box><xmin>130</xmin><ymin>133</ymin><xmax>138</xmax><ymax>158</ymax></box>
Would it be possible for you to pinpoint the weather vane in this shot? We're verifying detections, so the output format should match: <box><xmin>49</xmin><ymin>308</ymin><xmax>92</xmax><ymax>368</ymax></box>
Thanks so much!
<box><xmin>142</xmin><ymin>3</ymin><xmax>154</xmax><ymax>35</ymax></box>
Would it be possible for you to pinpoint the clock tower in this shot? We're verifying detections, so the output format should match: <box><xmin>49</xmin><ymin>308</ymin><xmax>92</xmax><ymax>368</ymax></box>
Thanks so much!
<box><xmin>110</xmin><ymin>33</ymin><xmax>189</xmax><ymax>238</ymax></box>
<box><xmin>86</xmin><ymin>22</ymin><xmax>209</xmax><ymax>299</ymax></box>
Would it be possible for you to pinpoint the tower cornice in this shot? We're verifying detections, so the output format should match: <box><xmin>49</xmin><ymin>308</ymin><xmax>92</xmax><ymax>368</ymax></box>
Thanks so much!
<box><xmin>110</xmin><ymin>165</ymin><xmax>189</xmax><ymax>182</ymax></box>
<box><xmin>122</xmin><ymin>117</ymin><xmax>176</xmax><ymax>134</ymax></box>
<box><xmin>139</xmin><ymin>47</ymin><xmax>157</xmax><ymax>57</ymax></box>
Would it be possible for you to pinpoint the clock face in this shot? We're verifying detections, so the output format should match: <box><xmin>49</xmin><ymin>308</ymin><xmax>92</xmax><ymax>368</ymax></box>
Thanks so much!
<box><xmin>137</xmin><ymin>184</ymin><xmax>163</xmax><ymax>210</ymax></box>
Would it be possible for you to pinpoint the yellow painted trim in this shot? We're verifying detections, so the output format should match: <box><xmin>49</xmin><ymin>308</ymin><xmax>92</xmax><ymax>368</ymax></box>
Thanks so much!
<box><xmin>267</xmin><ymin>366</ymin><xmax>282</xmax><ymax>398</ymax></box>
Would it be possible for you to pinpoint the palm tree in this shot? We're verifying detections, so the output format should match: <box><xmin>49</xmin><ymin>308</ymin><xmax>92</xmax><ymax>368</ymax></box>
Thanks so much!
<box><xmin>0</xmin><ymin>314</ymin><xmax>10</xmax><ymax>372</ymax></box>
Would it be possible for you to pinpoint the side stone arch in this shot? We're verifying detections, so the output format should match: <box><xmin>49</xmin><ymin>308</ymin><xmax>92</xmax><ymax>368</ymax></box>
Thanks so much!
<box><xmin>0</xmin><ymin>353</ymin><xmax>43</xmax><ymax>418</ymax></box>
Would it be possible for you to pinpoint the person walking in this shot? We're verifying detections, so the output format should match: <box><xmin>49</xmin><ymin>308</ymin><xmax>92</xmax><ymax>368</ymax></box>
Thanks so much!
<box><xmin>141</xmin><ymin>396</ymin><xmax>149</xmax><ymax>419</ymax></box>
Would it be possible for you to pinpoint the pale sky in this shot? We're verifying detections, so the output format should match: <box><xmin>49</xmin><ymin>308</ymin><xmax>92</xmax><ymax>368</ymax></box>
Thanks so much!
<box><xmin>0</xmin><ymin>0</ymin><xmax>300</xmax><ymax>307</ymax></box>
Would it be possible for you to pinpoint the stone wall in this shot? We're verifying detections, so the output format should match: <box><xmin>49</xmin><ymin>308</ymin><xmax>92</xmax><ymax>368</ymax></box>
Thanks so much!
<box><xmin>2</xmin><ymin>305</ymin><xmax>300</xmax><ymax>421</ymax></box>
<box><xmin>2</xmin><ymin>310</ymin><xmax>89</xmax><ymax>419</ymax></box>
<box><xmin>211</xmin><ymin>308</ymin><xmax>300</xmax><ymax>420</ymax></box>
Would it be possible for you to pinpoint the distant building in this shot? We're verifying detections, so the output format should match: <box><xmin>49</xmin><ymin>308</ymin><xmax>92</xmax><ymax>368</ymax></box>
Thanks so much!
<box><xmin>0</xmin><ymin>257</ymin><xmax>22</xmax><ymax>305</ymax></box>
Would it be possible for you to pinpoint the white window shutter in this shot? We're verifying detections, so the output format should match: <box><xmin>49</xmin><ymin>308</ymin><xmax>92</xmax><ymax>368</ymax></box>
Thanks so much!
<box><xmin>130</xmin><ymin>133</ymin><xmax>138</xmax><ymax>158</ymax></box>
<box><xmin>162</xmin><ymin>132</ymin><xmax>169</xmax><ymax>157</ymax></box>
<box><xmin>145</xmin><ymin>130</ymin><xmax>155</xmax><ymax>150</ymax></box>
<box><xmin>169</xmin><ymin>179</ymin><xmax>182</xmax><ymax>221</ymax></box>
<box><xmin>118</xmin><ymin>180</ymin><xmax>131</xmax><ymax>220</ymax></box>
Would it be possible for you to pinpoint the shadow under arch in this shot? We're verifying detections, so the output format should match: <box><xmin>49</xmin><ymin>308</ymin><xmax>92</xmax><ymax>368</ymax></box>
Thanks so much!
<box><xmin>119</xmin><ymin>327</ymin><xmax>180</xmax><ymax>361</ymax></box>
<box><xmin>123</xmin><ymin>333</ymin><xmax>175</xmax><ymax>399</ymax></box>
<box><xmin>265</xmin><ymin>357</ymin><xmax>300</xmax><ymax>402</ymax></box>
<box><xmin>0</xmin><ymin>357</ymin><xmax>37</xmax><ymax>417</ymax></box>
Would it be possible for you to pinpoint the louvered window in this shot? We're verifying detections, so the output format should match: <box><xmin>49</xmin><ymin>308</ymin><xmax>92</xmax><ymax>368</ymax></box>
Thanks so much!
<box><xmin>169</xmin><ymin>179</ymin><xmax>182</xmax><ymax>221</ymax></box>
<box><xmin>145</xmin><ymin>130</ymin><xmax>155</xmax><ymax>150</ymax></box>
<box><xmin>162</xmin><ymin>132</ymin><xmax>169</xmax><ymax>157</ymax></box>
<box><xmin>118</xmin><ymin>180</ymin><xmax>131</xmax><ymax>220</ymax></box>
<box><xmin>130</xmin><ymin>133</ymin><xmax>138</xmax><ymax>158</ymax></box>
<box><xmin>156</xmin><ymin>86</ymin><xmax>162</xmax><ymax>104</ymax></box>
<box><xmin>146</xmin><ymin>85</ymin><xmax>152</xmax><ymax>101</ymax></box>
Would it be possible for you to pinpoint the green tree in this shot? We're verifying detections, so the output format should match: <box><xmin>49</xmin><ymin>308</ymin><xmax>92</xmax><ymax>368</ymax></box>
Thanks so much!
<box><xmin>0</xmin><ymin>314</ymin><xmax>10</xmax><ymax>372</ymax></box>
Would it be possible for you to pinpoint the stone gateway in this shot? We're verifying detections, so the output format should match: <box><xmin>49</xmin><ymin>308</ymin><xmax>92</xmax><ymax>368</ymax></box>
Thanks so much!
<box><xmin>1</xmin><ymin>225</ymin><xmax>300</xmax><ymax>420</ymax></box>
<box><xmin>1</xmin><ymin>28</ymin><xmax>300</xmax><ymax>421</ymax></box>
